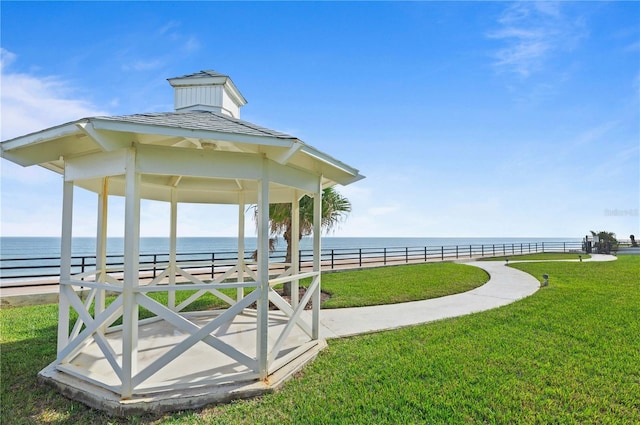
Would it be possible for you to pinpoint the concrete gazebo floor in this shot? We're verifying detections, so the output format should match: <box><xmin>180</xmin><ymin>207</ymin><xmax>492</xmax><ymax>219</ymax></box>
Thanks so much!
<box><xmin>38</xmin><ymin>309</ymin><xmax>325</xmax><ymax>416</ymax></box>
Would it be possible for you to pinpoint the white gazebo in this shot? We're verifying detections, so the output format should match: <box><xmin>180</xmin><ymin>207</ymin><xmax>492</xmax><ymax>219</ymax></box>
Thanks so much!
<box><xmin>0</xmin><ymin>70</ymin><xmax>363</xmax><ymax>414</ymax></box>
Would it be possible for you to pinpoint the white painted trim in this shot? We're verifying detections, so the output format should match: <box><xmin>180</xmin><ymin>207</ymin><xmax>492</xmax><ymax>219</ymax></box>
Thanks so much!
<box><xmin>237</xmin><ymin>193</ymin><xmax>245</xmax><ymax>302</ymax></box>
<box><xmin>270</xmin><ymin>141</ymin><xmax>303</xmax><ymax>165</ymax></box>
<box><xmin>268</xmin><ymin>277</ymin><xmax>318</xmax><ymax>365</ymax></box>
<box><xmin>169</xmin><ymin>188</ymin><xmax>177</xmax><ymax>310</ymax></box>
<box><xmin>64</xmin><ymin>149</ymin><xmax>128</xmax><ymax>181</ymax></box>
<box><xmin>95</xmin><ymin>178</ymin><xmax>108</xmax><ymax>332</ymax></box>
<box><xmin>291</xmin><ymin>194</ymin><xmax>300</xmax><ymax>309</ymax></box>
<box><xmin>77</xmin><ymin>122</ymin><xmax>129</xmax><ymax>152</ymax></box>
<box><xmin>257</xmin><ymin>158</ymin><xmax>270</xmax><ymax>379</ymax></box>
<box><xmin>312</xmin><ymin>179</ymin><xmax>322</xmax><ymax>340</ymax></box>
<box><xmin>1</xmin><ymin>122</ymin><xmax>81</xmax><ymax>151</ymax></box>
<box><xmin>57</xmin><ymin>180</ymin><xmax>74</xmax><ymax>353</ymax></box>
<box><xmin>121</xmin><ymin>148</ymin><xmax>141</xmax><ymax>398</ymax></box>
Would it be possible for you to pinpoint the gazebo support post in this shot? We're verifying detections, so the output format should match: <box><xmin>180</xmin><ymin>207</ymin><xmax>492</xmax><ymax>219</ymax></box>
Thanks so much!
<box><xmin>312</xmin><ymin>181</ymin><xmax>322</xmax><ymax>340</ymax></box>
<box><xmin>57</xmin><ymin>178</ymin><xmax>74</xmax><ymax>353</ymax></box>
<box><xmin>95</xmin><ymin>177</ymin><xmax>108</xmax><ymax>331</ymax></box>
<box><xmin>237</xmin><ymin>192</ymin><xmax>245</xmax><ymax>302</ymax></box>
<box><xmin>169</xmin><ymin>188</ymin><xmax>177</xmax><ymax>310</ymax></box>
<box><xmin>290</xmin><ymin>193</ymin><xmax>300</xmax><ymax>308</ymax></box>
<box><xmin>121</xmin><ymin>148</ymin><xmax>141</xmax><ymax>398</ymax></box>
<box><xmin>256</xmin><ymin>161</ymin><xmax>270</xmax><ymax>379</ymax></box>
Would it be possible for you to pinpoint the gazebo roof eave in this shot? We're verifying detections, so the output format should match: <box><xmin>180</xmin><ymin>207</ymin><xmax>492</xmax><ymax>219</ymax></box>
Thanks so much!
<box><xmin>1</xmin><ymin>113</ymin><xmax>364</xmax><ymax>187</ymax></box>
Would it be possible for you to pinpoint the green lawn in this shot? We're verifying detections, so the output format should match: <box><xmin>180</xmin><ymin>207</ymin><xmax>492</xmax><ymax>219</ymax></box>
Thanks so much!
<box><xmin>1</xmin><ymin>257</ymin><xmax>638</xmax><ymax>424</ymax></box>
<box><xmin>317</xmin><ymin>262</ymin><xmax>488</xmax><ymax>308</ymax></box>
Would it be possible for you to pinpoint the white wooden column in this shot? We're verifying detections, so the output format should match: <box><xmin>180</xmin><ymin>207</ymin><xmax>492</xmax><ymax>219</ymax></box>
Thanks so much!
<box><xmin>169</xmin><ymin>188</ymin><xmax>177</xmax><ymax>310</ymax></box>
<box><xmin>95</xmin><ymin>178</ymin><xmax>108</xmax><ymax>326</ymax></box>
<box><xmin>237</xmin><ymin>192</ymin><xmax>245</xmax><ymax>302</ymax></box>
<box><xmin>57</xmin><ymin>178</ymin><xmax>74</xmax><ymax>353</ymax></box>
<box><xmin>122</xmin><ymin>148</ymin><xmax>141</xmax><ymax>398</ymax></box>
<box><xmin>312</xmin><ymin>182</ymin><xmax>322</xmax><ymax>340</ymax></box>
<box><xmin>257</xmin><ymin>159</ymin><xmax>270</xmax><ymax>379</ymax></box>
<box><xmin>290</xmin><ymin>192</ymin><xmax>300</xmax><ymax>309</ymax></box>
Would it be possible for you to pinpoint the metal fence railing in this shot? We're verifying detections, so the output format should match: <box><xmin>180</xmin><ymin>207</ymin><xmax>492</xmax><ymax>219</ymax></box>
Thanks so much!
<box><xmin>0</xmin><ymin>241</ymin><xmax>585</xmax><ymax>287</ymax></box>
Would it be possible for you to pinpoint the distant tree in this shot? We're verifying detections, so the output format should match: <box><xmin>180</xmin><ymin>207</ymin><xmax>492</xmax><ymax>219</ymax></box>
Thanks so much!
<box><xmin>254</xmin><ymin>187</ymin><xmax>351</xmax><ymax>295</ymax></box>
<box><xmin>590</xmin><ymin>230</ymin><xmax>618</xmax><ymax>254</ymax></box>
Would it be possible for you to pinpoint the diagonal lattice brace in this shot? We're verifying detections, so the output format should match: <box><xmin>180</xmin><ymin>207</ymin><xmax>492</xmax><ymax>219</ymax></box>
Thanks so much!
<box><xmin>174</xmin><ymin>267</ymin><xmax>236</xmax><ymax>309</ymax></box>
<box><xmin>62</xmin><ymin>288</ymin><xmax>123</xmax><ymax>379</ymax></box>
<box><xmin>268</xmin><ymin>276</ymin><xmax>318</xmax><ymax>365</ymax></box>
<box><xmin>56</xmin><ymin>291</ymin><xmax>124</xmax><ymax>365</ymax></box>
<box><xmin>132</xmin><ymin>290</ymin><xmax>260</xmax><ymax>388</ymax></box>
<box><xmin>268</xmin><ymin>289</ymin><xmax>312</xmax><ymax>337</ymax></box>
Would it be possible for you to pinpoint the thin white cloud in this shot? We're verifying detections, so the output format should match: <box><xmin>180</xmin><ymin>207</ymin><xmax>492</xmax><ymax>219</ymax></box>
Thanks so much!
<box><xmin>1</xmin><ymin>49</ymin><xmax>111</xmax><ymax>237</ymax></box>
<box><xmin>117</xmin><ymin>21</ymin><xmax>199</xmax><ymax>72</ymax></box>
<box><xmin>1</xmin><ymin>50</ymin><xmax>108</xmax><ymax>140</ymax></box>
<box><xmin>488</xmin><ymin>2</ymin><xmax>587</xmax><ymax>78</ymax></box>
<box><xmin>184</xmin><ymin>36</ymin><xmax>200</xmax><ymax>53</ymax></box>
<box><xmin>624</xmin><ymin>40</ymin><xmax>640</xmax><ymax>52</ymax></box>
<box><xmin>122</xmin><ymin>59</ymin><xmax>164</xmax><ymax>72</ymax></box>
<box><xmin>158</xmin><ymin>20</ymin><xmax>181</xmax><ymax>36</ymax></box>
<box><xmin>0</xmin><ymin>48</ymin><xmax>16</xmax><ymax>71</ymax></box>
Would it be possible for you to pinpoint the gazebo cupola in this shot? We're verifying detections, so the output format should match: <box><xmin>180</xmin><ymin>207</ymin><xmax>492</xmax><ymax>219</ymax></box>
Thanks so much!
<box><xmin>168</xmin><ymin>70</ymin><xmax>247</xmax><ymax>118</ymax></box>
<box><xmin>0</xmin><ymin>69</ymin><xmax>363</xmax><ymax>415</ymax></box>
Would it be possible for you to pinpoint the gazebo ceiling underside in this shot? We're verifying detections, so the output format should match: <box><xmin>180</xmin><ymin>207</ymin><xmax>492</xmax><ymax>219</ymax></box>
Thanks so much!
<box><xmin>2</xmin><ymin>116</ymin><xmax>363</xmax><ymax>204</ymax></box>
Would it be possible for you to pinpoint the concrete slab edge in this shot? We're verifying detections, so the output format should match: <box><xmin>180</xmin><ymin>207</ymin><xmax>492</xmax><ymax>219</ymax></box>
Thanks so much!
<box><xmin>38</xmin><ymin>339</ymin><xmax>327</xmax><ymax>417</ymax></box>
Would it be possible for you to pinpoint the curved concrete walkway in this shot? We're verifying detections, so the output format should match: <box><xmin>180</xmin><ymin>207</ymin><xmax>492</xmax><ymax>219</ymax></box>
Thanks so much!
<box><xmin>319</xmin><ymin>254</ymin><xmax>617</xmax><ymax>339</ymax></box>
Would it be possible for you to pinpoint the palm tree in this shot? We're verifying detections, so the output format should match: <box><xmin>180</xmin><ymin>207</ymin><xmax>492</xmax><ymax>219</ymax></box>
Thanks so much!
<box><xmin>254</xmin><ymin>187</ymin><xmax>351</xmax><ymax>294</ymax></box>
<box><xmin>590</xmin><ymin>230</ymin><xmax>618</xmax><ymax>254</ymax></box>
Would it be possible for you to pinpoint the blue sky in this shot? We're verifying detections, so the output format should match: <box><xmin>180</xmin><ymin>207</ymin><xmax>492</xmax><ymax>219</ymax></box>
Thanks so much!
<box><xmin>1</xmin><ymin>1</ymin><xmax>638</xmax><ymax>239</ymax></box>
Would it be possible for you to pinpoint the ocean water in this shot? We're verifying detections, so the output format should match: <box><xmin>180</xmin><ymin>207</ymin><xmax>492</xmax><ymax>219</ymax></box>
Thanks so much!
<box><xmin>1</xmin><ymin>236</ymin><xmax>581</xmax><ymax>259</ymax></box>
<box><xmin>0</xmin><ymin>236</ymin><xmax>581</xmax><ymax>281</ymax></box>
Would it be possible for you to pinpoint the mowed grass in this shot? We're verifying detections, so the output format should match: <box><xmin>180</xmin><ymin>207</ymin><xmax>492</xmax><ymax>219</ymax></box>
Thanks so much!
<box><xmin>1</xmin><ymin>257</ymin><xmax>638</xmax><ymax>423</ymax></box>
<box><xmin>480</xmin><ymin>252</ymin><xmax>591</xmax><ymax>261</ymax></box>
<box><xmin>316</xmin><ymin>262</ymin><xmax>488</xmax><ymax>308</ymax></box>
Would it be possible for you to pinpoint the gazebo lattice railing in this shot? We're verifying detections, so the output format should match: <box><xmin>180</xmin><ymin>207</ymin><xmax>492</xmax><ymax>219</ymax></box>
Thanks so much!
<box><xmin>55</xmin><ymin>249</ymin><xmax>320</xmax><ymax>395</ymax></box>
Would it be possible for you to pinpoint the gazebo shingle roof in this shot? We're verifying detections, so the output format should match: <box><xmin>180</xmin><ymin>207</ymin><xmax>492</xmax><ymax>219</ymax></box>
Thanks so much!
<box><xmin>170</xmin><ymin>70</ymin><xmax>230</xmax><ymax>79</ymax></box>
<box><xmin>98</xmin><ymin>111</ymin><xmax>297</xmax><ymax>140</ymax></box>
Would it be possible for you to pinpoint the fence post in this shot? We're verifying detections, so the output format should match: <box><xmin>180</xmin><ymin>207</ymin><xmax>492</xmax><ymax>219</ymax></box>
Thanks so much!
<box><xmin>456</xmin><ymin>245</ymin><xmax>459</xmax><ymax>259</ymax></box>
<box><xmin>153</xmin><ymin>254</ymin><xmax>157</xmax><ymax>278</ymax></box>
<box><xmin>384</xmin><ymin>248</ymin><xmax>387</xmax><ymax>265</ymax></box>
<box><xmin>424</xmin><ymin>247</ymin><xmax>427</xmax><ymax>262</ymax></box>
<box><xmin>405</xmin><ymin>247</ymin><xmax>409</xmax><ymax>263</ymax></box>
<box><xmin>359</xmin><ymin>248</ymin><xmax>362</xmax><ymax>267</ymax></box>
<box><xmin>211</xmin><ymin>252</ymin><xmax>215</xmax><ymax>278</ymax></box>
<box><xmin>299</xmin><ymin>250</ymin><xmax>302</xmax><ymax>271</ymax></box>
<box><xmin>331</xmin><ymin>249</ymin><xmax>334</xmax><ymax>269</ymax></box>
<box><xmin>441</xmin><ymin>246</ymin><xmax>444</xmax><ymax>261</ymax></box>
<box><xmin>482</xmin><ymin>245</ymin><xmax>484</xmax><ymax>257</ymax></box>
<box><xmin>469</xmin><ymin>245</ymin><xmax>472</xmax><ymax>258</ymax></box>
<box><xmin>564</xmin><ymin>242</ymin><xmax>566</xmax><ymax>253</ymax></box>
